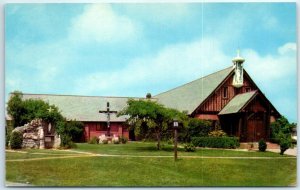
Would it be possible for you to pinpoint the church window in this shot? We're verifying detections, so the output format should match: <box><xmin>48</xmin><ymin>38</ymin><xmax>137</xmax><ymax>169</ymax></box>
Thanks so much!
<box><xmin>245</xmin><ymin>87</ymin><xmax>251</xmax><ymax>92</ymax></box>
<box><xmin>223</xmin><ymin>87</ymin><xmax>228</xmax><ymax>98</ymax></box>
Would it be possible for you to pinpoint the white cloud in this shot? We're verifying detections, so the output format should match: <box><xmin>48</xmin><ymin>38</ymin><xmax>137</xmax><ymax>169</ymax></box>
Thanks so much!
<box><xmin>244</xmin><ymin>42</ymin><xmax>296</xmax><ymax>82</ymax></box>
<box><xmin>74</xmin><ymin>38</ymin><xmax>231</xmax><ymax>95</ymax></box>
<box><xmin>68</xmin><ymin>4</ymin><xmax>141</xmax><ymax>44</ymax></box>
<box><xmin>278</xmin><ymin>42</ymin><xmax>296</xmax><ymax>55</ymax></box>
<box><xmin>122</xmin><ymin>4</ymin><xmax>191</xmax><ymax>25</ymax></box>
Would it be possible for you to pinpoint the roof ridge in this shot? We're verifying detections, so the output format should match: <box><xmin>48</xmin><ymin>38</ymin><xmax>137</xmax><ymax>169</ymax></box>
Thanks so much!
<box><xmin>16</xmin><ymin>92</ymin><xmax>156</xmax><ymax>100</ymax></box>
<box><xmin>154</xmin><ymin>66</ymin><xmax>233</xmax><ymax>97</ymax></box>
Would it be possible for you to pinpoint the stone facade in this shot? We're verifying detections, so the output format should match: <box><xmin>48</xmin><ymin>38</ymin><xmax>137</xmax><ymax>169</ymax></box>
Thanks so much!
<box><xmin>12</xmin><ymin>119</ymin><xmax>60</xmax><ymax>149</ymax></box>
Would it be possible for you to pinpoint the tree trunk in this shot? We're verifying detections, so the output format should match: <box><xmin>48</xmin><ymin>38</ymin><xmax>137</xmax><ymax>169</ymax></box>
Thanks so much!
<box><xmin>156</xmin><ymin>130</ymin><xmax>161</xmax><ymax>150</ymax></box>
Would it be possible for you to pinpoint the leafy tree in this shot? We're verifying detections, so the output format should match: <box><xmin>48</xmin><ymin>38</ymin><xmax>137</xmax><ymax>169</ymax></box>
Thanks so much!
<box><xmin>270</xmin><ymin>116</ymin><xmax>296</xmax><ymax>155</ymax></box>
<box><xmin>7</xmin><ymin>91</ymin><xmax>26</xmax><ymax>128</ymax></box>
<box><xmin>118</xmin><ymin>99</ymin><xmax>188</xmax><ymax>150</ymax></box>
<box><xmin>7</xmin><ymin>91</ymin><xmax>63</xmax><ymax>128</ymax></box>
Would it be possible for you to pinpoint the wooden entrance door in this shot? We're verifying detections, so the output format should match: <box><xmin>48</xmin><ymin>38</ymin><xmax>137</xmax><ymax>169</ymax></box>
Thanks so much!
<box><xmin>247</xmin><ymin>113</ymin><xmax>266</xmax><ymax>142</ymax></box>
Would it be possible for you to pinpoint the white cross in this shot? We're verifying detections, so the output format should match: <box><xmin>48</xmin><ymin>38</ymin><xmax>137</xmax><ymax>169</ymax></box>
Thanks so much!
<box><xmin>47</xmin><ymin>106</ymin><xmax>53</xmax><ymax>113</ymax></box>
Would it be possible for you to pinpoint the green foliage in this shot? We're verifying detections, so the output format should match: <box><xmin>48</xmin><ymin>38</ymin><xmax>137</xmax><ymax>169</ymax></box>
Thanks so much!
<box><xmin>208</xmin><ymin>129</ymin><xmax>227</xmax><ymax>137</ymax></box>
<box><xmin>57</xmin><ymin>120</ymin><xmax>84</xmax><ymax>147</ymax></box>
<box><xmin>119</xmin><ymin>136</ymin><xmax>128</xmax><ymax>144</ymax></box>
<box><xmin>184</xmin><ymin>143</ymin><xmax>196</xmax><ymax>152</ymax></box>
<box><xmin>7</xmin><ymin>91</ymin><xmax>26</xmax><ymax>128</ymax></box>
<box><xmin>270</xmin><ymin>116</ymin><xmax>295</xmax><ymax>141</ymax></box>
<box><xmin>7</xmin><ymin>91</ymin><xmax>64</xmax><ymax>128</ymax></box>
<box><xmin>279</xmin><ymin>136</ymin><xmax>291</xmax><ymax>155</ymax></box>
<box><xmin>102</xmin><ymin>139</ymin><xmax>108</xmax><ymax>144</ymax></box>
<box><xmin>10</xmin><ymin>131</ymin><xmax>23</xmax><ymax>149</ymax></box>
<box><xmin>191</xmin><ymin>137</ymin><xmax>240</xmax><ymax>149</ymax></box>
<box><xmin>118</xmin><ymin>99</ymin><xmax>188</xmax><ymax>150</ymax></box>
<box><xmin>270</xmin><ymin>116</ymin><xmax>295</xmax><ymax>155</ymax></box>
<box><xmin>179</xmin><ymin>118</ymin><xmax>212</xmax><ymax>142</ymax></box>
<box><xmin>59</xmin><ymin>135</ymin><xmax>77</xmax><ymax>149</ymax></box>
<box><xmin>7</xmin><ymin>91</ymin><xmax>84</xmax><ymax>149</ymax></box>
<box><xmin>258</xmin><ymin>139</ymin><xmax>267</xmax><ymax>152</ymax></box>
<box><xmin>88</xmin><ymin>137</ymin><xmax>99</xmax><ymax>144</ymax></box>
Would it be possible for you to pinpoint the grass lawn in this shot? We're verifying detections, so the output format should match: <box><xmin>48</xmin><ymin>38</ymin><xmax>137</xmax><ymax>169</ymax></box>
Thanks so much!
<box><xmin>6</xmin><ymin>142</ymin><xmax>296</xmax><ymax>186</ymax></box>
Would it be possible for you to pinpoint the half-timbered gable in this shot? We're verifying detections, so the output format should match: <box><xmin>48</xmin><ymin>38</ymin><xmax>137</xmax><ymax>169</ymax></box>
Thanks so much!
<box><xmin>194</xmin><ymin>70</ymin><xmax>259</xmax><ymax>117</ymax></box>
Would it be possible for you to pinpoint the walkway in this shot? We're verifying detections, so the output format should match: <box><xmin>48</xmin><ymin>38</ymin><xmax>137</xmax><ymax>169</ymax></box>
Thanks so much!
<box><xmin>6</xmin><ymin>149</ymin><xmax>296</xmax><ymax>162</ymax></box>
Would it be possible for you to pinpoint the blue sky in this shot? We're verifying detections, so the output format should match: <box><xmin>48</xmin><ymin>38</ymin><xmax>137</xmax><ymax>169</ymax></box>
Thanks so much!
<box><xmin>5</xmin><ymin>3</ymin><xmax>297</xmax><ymax>122</ymax></box>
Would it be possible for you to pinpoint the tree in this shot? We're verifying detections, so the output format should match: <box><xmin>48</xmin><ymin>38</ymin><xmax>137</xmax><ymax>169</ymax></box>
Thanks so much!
<box><xmin>270</xmin><ymin>116</ymin><xmax>296</xmax><ymax>155</ymax></box>
<box><xmin>7</xmin><ymin>91</ymin><xmax>82</xmax><ymax>149</ymax></box>
<box><xmin>7</xmin><ymin>91</ymin><xmax>26</xmax><ymax>128</ymax></box>
<box><xmin>7</xmin><ymin>91</ymin><xmax>63</xmax><ymax>128</ymax></box>
<box><xmin>118</xmin><ymin>99</ymin><xmax>188</xmax><ymax>150</ymax></box>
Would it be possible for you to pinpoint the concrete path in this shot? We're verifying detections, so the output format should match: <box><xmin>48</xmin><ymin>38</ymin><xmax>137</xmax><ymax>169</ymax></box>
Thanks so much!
<box><xmin>267</xmin><ymin>147</ymin><xmax>297</xmax><ymax>156</ymax></box>
<box><xmin>6</xmin><ymin>181</ymin><xmax>33</xmax><ymax>186</ymax></box>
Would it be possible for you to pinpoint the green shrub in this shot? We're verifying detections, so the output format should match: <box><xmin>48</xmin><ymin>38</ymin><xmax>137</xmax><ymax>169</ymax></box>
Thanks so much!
<box><xmin>120</xmin><ymin>136</ymin><xmax>128</xmax><ymax>144</ymax></box>
<box><xmin>279</xmin><ymin>135</ymin><xmax>292</xmax><ymax>155</ymax></box>
<box><xmin>60</xmin><ymin>134</ymin><xmax>78</xmax><ymax>148</ymax></box>
<box><xmin>88</xmin><ymin>136</ymin><xmax>99</xmax><ymax>144</ymax></box>
<box><xmin>184</xmin><ymin>143</ymin><xmax>196</xmax><ymax>152</ymax></box>
<box><xmin>191</xmin><ymin>137</ymin><xmax>239</xmax><ymax>149</ymax></box>
<box><xmin>10</xmin><ymin>131</ymin><xmax>23</xmax><ymax>149</ymax></box>
<box><xmin>102</xmin><ymin>139</ymin><xmax>108</xmax><ymax>144</ymax></box>
<box><xmin>258</xmin><ymin>139</ymin><xmax>267</xmax><ymax>152</ymax></box>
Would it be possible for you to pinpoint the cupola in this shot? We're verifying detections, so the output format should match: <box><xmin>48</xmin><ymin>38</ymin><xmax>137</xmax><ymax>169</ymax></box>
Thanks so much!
<box><xmin>232</xmin><ymin>50</ymin><xmax>245</xmax><ymax>88</ymax></box>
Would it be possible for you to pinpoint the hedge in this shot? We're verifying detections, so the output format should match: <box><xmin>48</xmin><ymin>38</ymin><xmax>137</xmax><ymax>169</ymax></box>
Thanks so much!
<box><xmin>10</xmin><ymin>131</ymin><xmax>23</xmax><ymax>149</ymax></box>
<box><xmin>191</xmin><ymin>137</ymin><xmax>240</xmax><ymax>149</ymax></box>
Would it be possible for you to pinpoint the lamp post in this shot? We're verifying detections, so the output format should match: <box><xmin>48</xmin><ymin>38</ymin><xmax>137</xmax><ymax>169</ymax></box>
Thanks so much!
<box><xmin>173</xmin><ymin>118</ymin><xmax>179</xmax><ymax>161</ymax></box>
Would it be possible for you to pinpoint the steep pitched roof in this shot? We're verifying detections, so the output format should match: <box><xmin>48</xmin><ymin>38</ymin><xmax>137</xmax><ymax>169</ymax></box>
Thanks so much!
<box><xmin>154</xmin><ymin>67</ymin><xmax>234</xmax><ymax>114</ymax></box>
<box><xmin>21</xmin><ymin>94</ymin><xmax>151</xmax><ymax>122</ymax></box>
<box><xmin>218</xmin><ymin>91</ymin><xmax>257</xmax><ymax>115</ymax></box>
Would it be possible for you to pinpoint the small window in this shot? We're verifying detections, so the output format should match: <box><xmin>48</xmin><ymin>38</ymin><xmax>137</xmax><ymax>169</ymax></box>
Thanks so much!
<box><xmin>96</xmin><ymin>123</ymin><xmax>107</xmax><ymax>131</ymax></box>
<box><xmin>223</xmin><ymin>87</ymin><xmax>228</xmax><ymax>98</ymax></box>
<box><xmin>245</xmin><ymin>87</ymin><xmax>251</xmax><ymax>92</ymax></box>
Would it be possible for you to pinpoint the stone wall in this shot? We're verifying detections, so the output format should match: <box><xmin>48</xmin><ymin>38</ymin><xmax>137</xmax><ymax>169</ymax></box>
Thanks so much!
<box><xmin>12</xmin><ymin>119</ymin><xmax>60</xmax><ymax>149</ymax></box>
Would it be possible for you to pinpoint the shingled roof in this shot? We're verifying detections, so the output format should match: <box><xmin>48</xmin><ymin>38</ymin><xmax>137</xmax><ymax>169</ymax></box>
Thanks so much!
<box><xmin>218</xmin><ymin>91</ymin><xmax>257</xmax><ymax>115</ymax></box>
<box><xmin>21</xmin><ymin>94</ymin><xmax>152</xmax><ymax>122</ymax></box>
<box><xmin>154</xmin><ymin>67</ymin><xmax>234</xmax><ymax>114</ymax></box>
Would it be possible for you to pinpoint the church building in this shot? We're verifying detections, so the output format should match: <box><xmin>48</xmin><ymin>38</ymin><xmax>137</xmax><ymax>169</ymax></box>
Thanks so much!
<box><xmin>13</xmin><ymin>52</ymin><xmax>280</xmax><ymax>142</ymax></box>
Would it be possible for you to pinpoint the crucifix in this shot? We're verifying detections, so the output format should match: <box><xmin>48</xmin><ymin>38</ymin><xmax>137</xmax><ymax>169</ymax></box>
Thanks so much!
<box><xmin>99</xmin><ymin>102</ymin><xmax>117</xmax><ymax>136</ymax></box>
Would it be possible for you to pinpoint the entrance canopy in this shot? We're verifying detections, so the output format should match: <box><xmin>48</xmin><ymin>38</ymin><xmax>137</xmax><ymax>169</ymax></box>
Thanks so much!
<box><xmin>218</xmin><ymin>91</ymin><xmax>257</xmax><ymax>115</ymax></box>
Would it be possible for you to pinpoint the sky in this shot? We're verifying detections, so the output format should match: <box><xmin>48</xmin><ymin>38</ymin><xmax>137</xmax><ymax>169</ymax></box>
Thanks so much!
<box><xmin>5</xmin><ymin>2</ymin><xmax>297</xmax><ymax>122</ymax></box>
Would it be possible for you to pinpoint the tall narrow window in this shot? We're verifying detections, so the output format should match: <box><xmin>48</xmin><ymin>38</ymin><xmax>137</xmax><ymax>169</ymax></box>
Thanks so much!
<box><xmin>245</xmin><ymin>87</ymin><xmax>251</xmax><ymax>92</ymax></box>
<box><xmin>223</xmin><ymin>87</ymin><xmax>228</xmax><ymax>98</ymax></box>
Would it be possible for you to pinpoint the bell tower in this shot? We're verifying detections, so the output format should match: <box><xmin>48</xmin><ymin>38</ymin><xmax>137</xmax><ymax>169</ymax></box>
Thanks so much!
<box><xmin>232</xmin><ymin>50</ymin><xmax>245</xmax><ymax>88</ymax></box>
